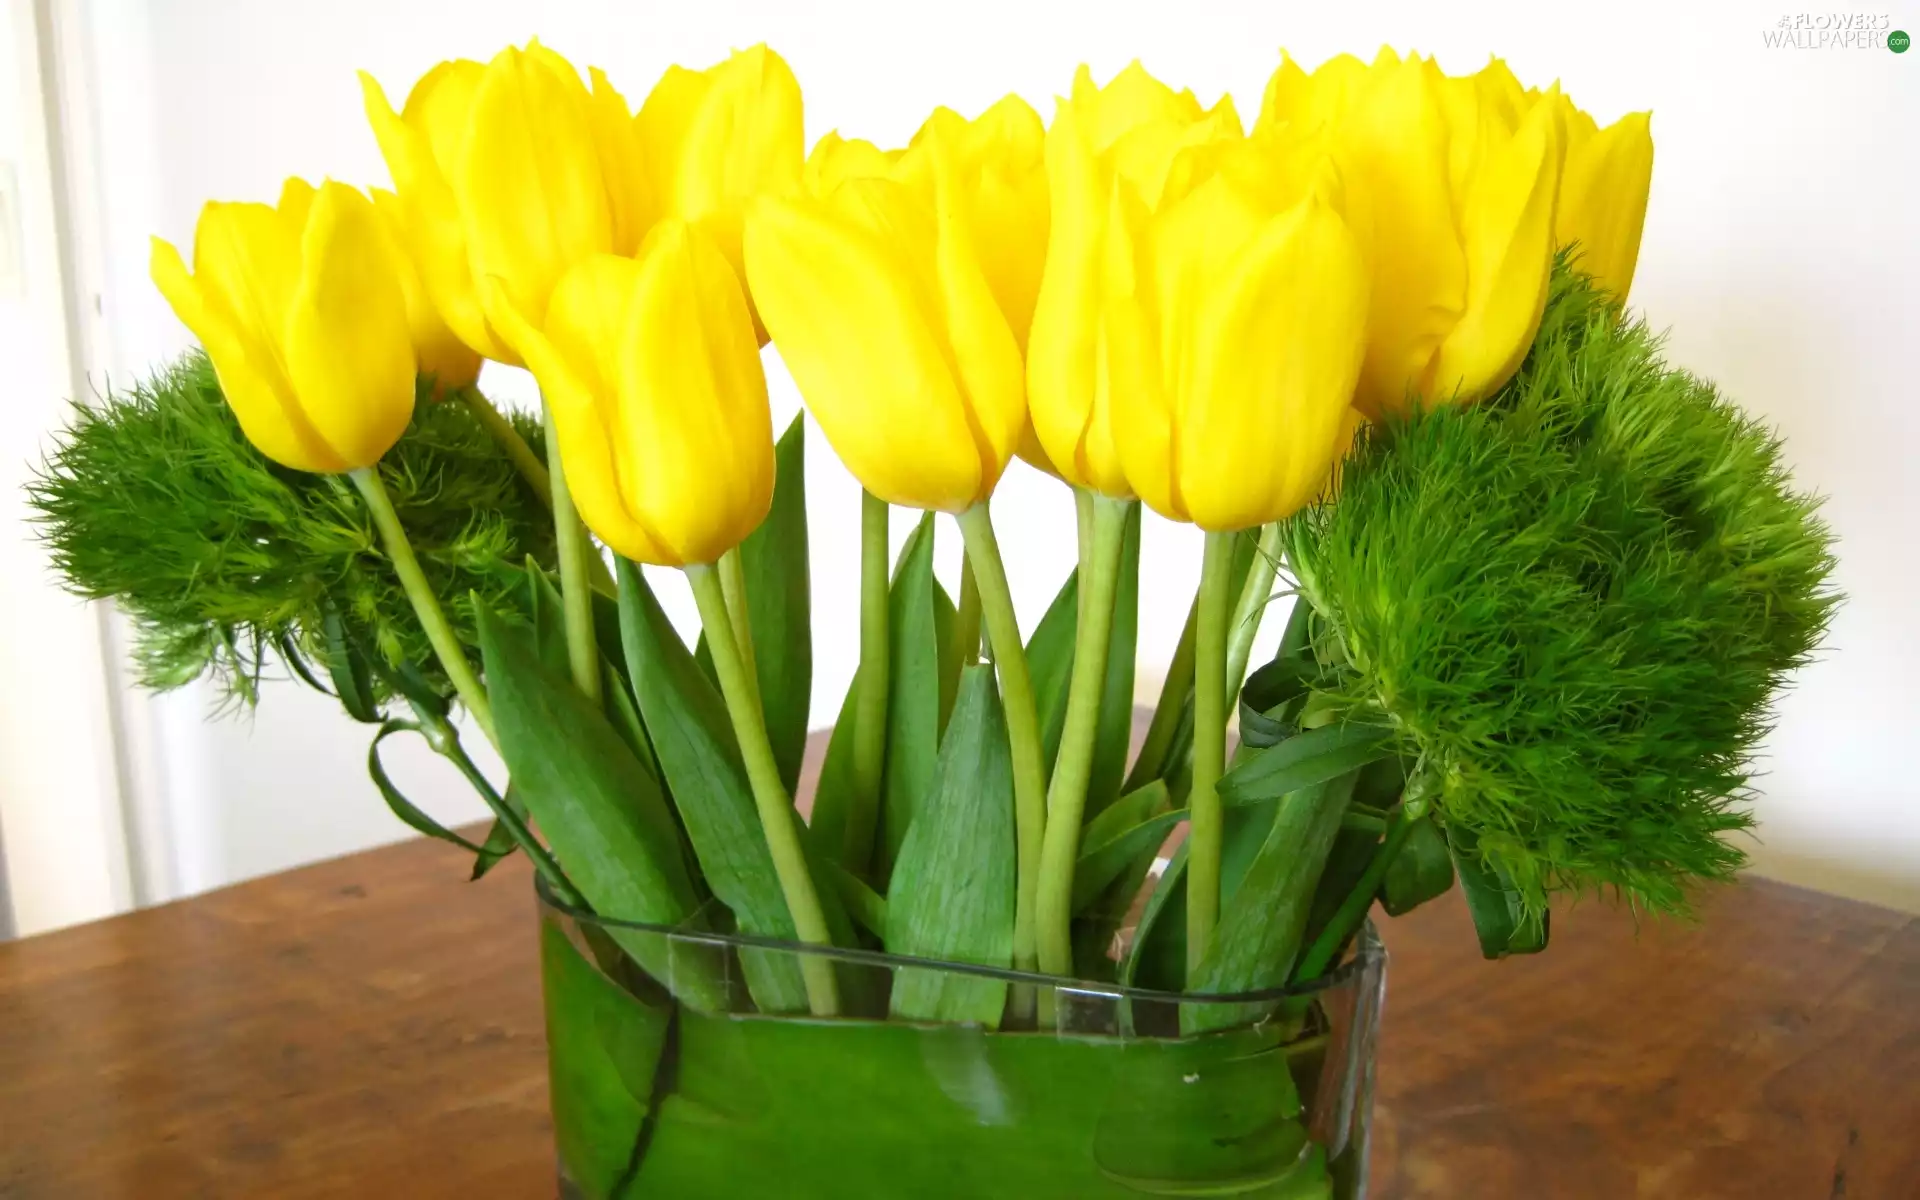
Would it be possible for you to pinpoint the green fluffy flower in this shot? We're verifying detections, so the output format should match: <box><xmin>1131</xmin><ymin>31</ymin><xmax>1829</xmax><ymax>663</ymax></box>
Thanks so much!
<box><xmin>1289</xmin><ymin>262</ymin><xmax>1838</xmax><ymax>918</ymax></box>
<box><xmin>30</xmin><ymin>352</ymin><xmax>553</xmax><ymax>709</ymax></box>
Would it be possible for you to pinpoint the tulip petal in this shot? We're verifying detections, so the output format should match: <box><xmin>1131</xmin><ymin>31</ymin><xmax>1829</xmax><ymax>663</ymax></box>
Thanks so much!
<box><xmin>361</xmin><ymin>68</ymin><xmax>517</xmax><ymax>364</ymax></box>
<box><xmin>1431</xmin><ymin>90</ymin><xmax>1564</xmax><ymax>403</ymax></box>
<box><xmin>152</xmin><ymin>234</ymin><xmax>332</xmax><ymax>473</ymax></box>
<box><xmin>1027</xmin><ymin>99</ymin><xmax>1110</xmax><ymax>493</ymax></box>
<box><xmin>636</xmin><ymin>64</ymin><xmax>709</xmax><ymax>204</ymax></box>
<box><xmin>482</xmin><ymin>265</ymin><xmax>672</xmax><ymax>566</ymax></box>
<box><xmin>283</xmin><ymin>182</ymin><xmax>416</xmax><ymax>471</ymax></box>
<box><xmin>370</xmin><ymin>187</ymin><xmax>481</xmax><ymax>393</ymax></box>
<box><xmin>615</xmin><ymin>221</ymin><xmax>774</xmax><ymax>566</ymax></box>
<box><xmin>925</xmin><ymin>132</ymin><xmax>1026</xmax><ymax>504</ymax></box>
<box><xmin>1101</xmin><ymin>183</ymin><xmax>1176</xmax><ymax>519</ymax></box>
<box><xmin>1557</xmin><ymin>110</ymin><xmax>1652</xmax><ymax>302</ymax></box>
<box><xmin>745</xmin><ymin>190</ymin><xmax>984</xmax><ymax>512</ymax></box>
<box><xmin>1340</xmin><ymin>54</ymin><xmax>1465</xmax><ymax>416</ymax></box>
<box><xmin>1178</xmin><ymin>194</ymin><xmax>1369</xmax><ymax>530</ymax></box>
<box><xmin>459</xmin><ymin>44</ymin><xmax>612</xmax><ymax>321</ymax></box>
<box><xmin>587</xmin><ymin>66</ymin><xmax>655</xmax><ymax>256</ymax></box>
<box><xmin>402</xmin><ymin>58</ymin><xmax>486</xmax><ymax>178</ymax></box>
<box><xmin>1079</xmin><ymin>61</ymin><xmax>1207</xmax><ymax>152</ymax></box>
<box><xmin>803</xmin><ymin>132</ymin><xmax>901</xmax><ymax>196</ymax></box>
<box><xmin>1254</xmin><ymin>53</ymin><xmax>1313</xmax><ymax>135</ymax></box>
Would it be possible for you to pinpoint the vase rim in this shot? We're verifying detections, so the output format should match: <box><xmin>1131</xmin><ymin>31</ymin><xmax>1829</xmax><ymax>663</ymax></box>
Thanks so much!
<box><xmin>534</xmin><ymin>874</ymin><xmax>1385</xmax><ymax>1005</ymax></box>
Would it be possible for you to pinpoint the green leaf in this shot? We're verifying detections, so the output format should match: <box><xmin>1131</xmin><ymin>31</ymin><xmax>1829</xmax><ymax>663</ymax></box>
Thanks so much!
<box><xmin>322</xmin><ymin>607</ymin><xmax>380</xmax><ymax>723</ymax></box>
<box><xmin>933</xmin><ymin>577</ymin><xmax>959</xmax><ymax>734</ymax></box>
<box><xmin>1086</xmin><ymin>502</ymin><xmax>1141</xmax><ymax>820</ymax></box>
<box><xmin>1072</xmin><ymin>780</ymin><xmax>1176</xmax><ymax>913</ymax></box>
<box><xmin>601</xmin><ymin>661</ymin><xmax>660</xmax><ymax>785</ymax></box>
<box><xmin>541</xmin><ymin>918</ymin><xmax>671</xmax><ymax>1200</ymax></box>
<box><xmin>804</xmin><ymin>674</ymin><xmax>862</xmax><ymax>868</ymax></box>
<box><xmin>468</xmin><ymin>808</ymin><xmax>520</xmax><ymax>881</ymax></box>
<box><xmin>1122</xmin><ymin>791</ymin><xmax>1280</xmax><ymax>995</ymax></box>
<box><xmin>366</xmin><ymin>719</ymin><xmax>490</xmax><ymax>853</ymax></box>
<box><xmin>1026</xmin><ymin>564</ymin><xmax>1077</xmax><ymax>775</ymax></box>
<box><xmin>1187</xmin><ymin>772</ymin><xmax>1358</xmax><ymax>1034</ymax></box>
<box><xmin>1449</xmin><ymin>824</ymin><xmax>1550</xmax><ymax>958</ymax></box>
<box><xmin>616</xmin><ymin>559</ymin><xmax>813</xmax><ymax>1013</ymax></box>
<box><xmin>611</xmin><ymin>996</ymin><xmax>1323</xmax><ymax>1196</ymax></box>
<box><xmin>523</xmin><ymin>558</ymin><xmax>570</xmax><ymax>675</ymax></box>
<box><xmin>885</xmin><ymin>665</ymin><xmax>1017</xmax><ymax>1027</ymax></box>
<box><xmin>1215</xmin><ymin>722</ymin><xmax>1395</xmax><ymax>807</ymax></box>
<box><xmin>476</xmin><ymin>603</ymin><xmax>723</xmax><ymax>1009</ymax></box>
<box><xmin>1382</xmin><ymin>815</ymin><xmax>1455</xmax><ymax>916</ymax></box>
<box><xmin>1236</xmin><ymin>658</ymin><xmax>1318</xmax><ymax>752</ymax></box>
<box><xmin>1299</xmin><ymin>826</ymin><xmax>1381</xmax><ymax>954</ymax></box>
<box><xmin>831</xmin><ymin>862</ymin><xmax>888</xmax><ymax>941</ymax></box>
<box><xmin>876</xmin><ymin>512</ymin><xmax>942</xmax><ymax>886</ymax></box>
<box><xmin>733</xmin><ymin>413</ymin><xmax>812</xmax><ymax>794</ymax></box>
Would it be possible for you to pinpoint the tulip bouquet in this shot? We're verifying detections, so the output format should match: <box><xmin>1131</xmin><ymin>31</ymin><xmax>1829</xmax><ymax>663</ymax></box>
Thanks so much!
<box><xmin>33</xmin><ymin>41</ymin><xmax>1833</xmax><ymax>1200</ymax></box>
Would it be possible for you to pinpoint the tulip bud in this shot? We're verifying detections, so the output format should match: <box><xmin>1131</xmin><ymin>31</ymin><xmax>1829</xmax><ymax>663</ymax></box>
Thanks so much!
<box><xmin>1557</xmin><ymin>106</ymin><xmax>1652</xmax><ymax>302</ymax></box>
<box><xmin>1304</xmin><ymin>51</ymin><xmax>1564</xmax><ymax>416</ymax></box>
<box><xmin>896</xmin><ymin>96</ymin><xmax>1050</xmax><ymax>348</ymax></box>
<box><xmin>1027</xmin><ymin>63</ymin><xmax>1242</xmax><ymax>496</ymax></box>
<box><xmin>151</xmin><ymin>179</ymin><xmax>415</xmax><ymax>473</ymax></box>
<box><xmin>744</xmin><ymin>127</ymin><xmax>1025</xmax><ymax>513</ymax></box>
<box><xmin>369</xmin><ymin>188</ymin><xmax>482</xmax><ymax>396</ymax></box>
<box><xmin>482</xmin><ymin>221</ymin><xmax>774</xmax><ymax>568</ymax></box>
<box><xmin>638</xmin><ymin>45</ymin><xmax>804</xmax><ymax>339</ymax></box>
<box><xmin>1105</xmin><ymin>139</ymin><xmax>1371</xmax><ymax>531</ymax></box>
<box><xmin>362</xmin><ymin>41</ymin><xmax>634</xmax><ymax>365</ymax></box>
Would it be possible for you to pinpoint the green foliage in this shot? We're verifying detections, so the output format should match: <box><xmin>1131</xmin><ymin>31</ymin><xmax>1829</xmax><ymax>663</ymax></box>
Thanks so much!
<box><xmin>885</xmin><ymin>665</ymin><xmax>1017</xmax><ymax>1027</ymax></box>
<box><xmin>29</xmin><ymin>351</ymin><xmax>553</xmax><ymax>710</ymax></box>
<box><xmin>617</xmin><ymin>560</ymin><xmax>811</xmax><ymax>1013</ymax></box>
<box><xmin>1287</xmin><ymin>263</ymin><xmax>1840</xmax><ymax>919</ymax></box>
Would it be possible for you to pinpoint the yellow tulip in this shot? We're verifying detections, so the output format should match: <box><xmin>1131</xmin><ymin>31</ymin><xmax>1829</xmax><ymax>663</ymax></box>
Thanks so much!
<box><xmin>801</xmin><ymin>131</ymin><xmax>901</xmax><ymax>196</ymax></box>
<box><xmin>637</xmin><ymin>45</ymin><xmax>804</xmax><ymax>338</ymax></box>
<box><xmin>482</xmin><ymin>220</ymin><xmax>773</xmax><ymax>568</ymax></box>
<box><xmin>369</xmin><ymin>188</ymin><xmax>481</xmax><ymax>395</ymax></box>
<box><xmin>1255</xmin><ymin>50</ymin><xmax>1567</xmax><ymax>416</ymax></box>
<box><xmin>150</xmin><ymin>179</ymin><xmax>414</xmax><ymax>474</ymax></box>
<box><xmin>362</xmin><ymin>41</ymin><xmax>639</xmax><ymax>364</ymax></box>
<box><xmin>1027</xmin><ymin>63</ymin><xmax>1242</xmax><ymax>496</ymax></box>
<box><xmin>744</xmin><ymin>126</ymin><xmax>1025</xmax><ymax>513</ymax></box>
<box><xmin>1104</xmin><ymin>132</ymin><xmax>1371</xmax><ymax>531</ymax></box>
<box><xmin>1557</xmin><ymin>105</ymin><xmax>1652</xmax><ymax>302</ymax></box>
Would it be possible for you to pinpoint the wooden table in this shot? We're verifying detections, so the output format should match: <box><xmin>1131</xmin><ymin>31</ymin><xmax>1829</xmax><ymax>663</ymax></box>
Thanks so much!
<box><xmin>2</xmin><ymin>834</ymin><xmax>1915</xmax><ymax>1198</ymax></box>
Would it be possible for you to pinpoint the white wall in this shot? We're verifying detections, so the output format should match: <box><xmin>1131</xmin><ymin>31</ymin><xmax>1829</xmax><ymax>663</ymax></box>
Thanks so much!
<box><xmin>22</xmin><ymin>0</ymin><xmax>1916</xmax><ymax>919</ymax></box>
<box><xmin>0</xmin><ymin>0</ymin><xmax>139</xmax><ymax>936</ymax></box>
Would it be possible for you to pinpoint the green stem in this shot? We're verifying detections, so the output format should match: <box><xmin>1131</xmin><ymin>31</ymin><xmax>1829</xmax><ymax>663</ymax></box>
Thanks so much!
<box><xmin>416</xmin><ymin>710</ymin><xmax>580</xmax><ymax>907</ymax></box>
<box><xmin>687</xmin><ymin>562</ymin><xmax>841</xmax><ymax>1016</ymax></box>
<box><xmin>544</xmin><ymin>401</ymin><xmax>601</xmax><ymax>704</ymax></box>
<box><xmin>954</xmin><ymin>549</ymin><xmax>982</xmax><ymax>668</ymax></box>
<box><xmin>1035</xmin><ymin>494</ymin><xmax>1130</xmax><ymax>977</ymax></box>
<box><xmin>349</xmin><ymin>466</ymin><xmax>496</xmax><ymax>748</ymax></box>
<box><xmin>1074</xmin><ymin>488</ymin><xmax>1094</xmax><ymax>627</ymax></box>
<box><xmin>1291</xmin><ymin>808</ymin><xmax>1422</xmax><ymax>986</ymax></box>
<box><xmin>845</xmin><ymin>490</ymin><xmax>890</xmax><ymax>876</ymax></box>
<box><xmin>718</xmin><ymin>546</ymin><xmax>759</xmax><ymax>706</ymax></box>
<box><xmin>1224</xmin><ymin>523</ymin><xmax>1284</xmax><ymax>707</ymax></box>
<box><xmin>457</xmin><ymin>387</ymin><xmax>551</xmax><ymax>508</ymax></box>
<box><xmin>1124</xmin><ymin>597</ymin><xmax>1198</xmax><ymax>794</ymax></box>
<box><xmin>1186</xmin><ymin>530</ymin><xmax>1236</xmax><ymax>976</ymax></box>
<box><xmin>954</xmin><ymin>502</ymin><xmax>1048</xmax><ymax>977</ymax></box>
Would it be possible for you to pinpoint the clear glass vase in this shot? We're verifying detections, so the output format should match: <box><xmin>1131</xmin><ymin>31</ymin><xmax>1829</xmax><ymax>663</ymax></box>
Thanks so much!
<box><xmin>538</xmin><ymin>880</ymin><xmax>1387</xmax><ymax>1200</ymax></box>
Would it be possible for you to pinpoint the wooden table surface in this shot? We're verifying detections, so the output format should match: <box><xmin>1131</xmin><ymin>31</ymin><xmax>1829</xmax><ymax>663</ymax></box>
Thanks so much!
<box><xmin>3</xmin><ymin>825</ymin><xmax>1916</xmax><ymax>1198</ymax></box>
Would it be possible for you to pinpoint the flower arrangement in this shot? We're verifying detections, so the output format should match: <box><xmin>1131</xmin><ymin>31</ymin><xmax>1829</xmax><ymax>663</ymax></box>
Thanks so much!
<box><xmin>31</xmin><ymin>41</ymin><xmax>1834</xmax><ymax>1199</ymax></box>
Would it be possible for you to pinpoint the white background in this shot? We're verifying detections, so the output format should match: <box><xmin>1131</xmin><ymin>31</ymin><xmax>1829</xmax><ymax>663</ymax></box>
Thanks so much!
<box><xmin>2</xmin><ymin>0</ymin><xmax>1915</xmax><ymax>933</ymax></box>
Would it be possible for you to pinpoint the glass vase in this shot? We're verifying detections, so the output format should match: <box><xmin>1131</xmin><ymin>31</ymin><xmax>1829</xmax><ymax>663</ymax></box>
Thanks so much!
<box><xmin>538</xmin><ymin>880</ymin><xmax>1386</xmax><ymax>1199</ymax></box>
